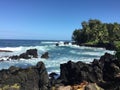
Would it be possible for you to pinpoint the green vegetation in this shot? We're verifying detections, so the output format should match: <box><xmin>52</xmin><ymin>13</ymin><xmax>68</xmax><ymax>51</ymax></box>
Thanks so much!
<box><xmin>72</xmin><ymin>19</ymin><xmax>120</xmax><ymax>45</ymax></box>
<box><xmin>115</xmin><ymin>41</ymin><xmax>120</xmax><ymax>59</ymax></box>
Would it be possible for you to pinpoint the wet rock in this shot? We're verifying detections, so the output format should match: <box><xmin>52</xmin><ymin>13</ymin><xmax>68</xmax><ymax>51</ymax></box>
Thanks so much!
<box><xmin>58</xmin><ymin>53</ymin><xmax>120</xmax><ymax>90</ymax></box>
<box><xmin>0</xmin><ymin>50</ymin><xmax>12</xmax><ymax>52</ymax></box>
<box><xmin>71</xmin><ymin>42</ymin><xmax>76</xmax><ymax>45</ymax></box>
<box><xmin>10</xmin><ymin>55</ymin><xmax>20</xmax><ymax>60</ymax></box>
<box><xmin>59</xmin><ymin>61</ymin><xmax>100</xmax><ymax>85</ymax></box>
<box><xmin>26</xmin><ymin>49</ymin><xmax>38</xmax><ymax>58</ymax></box>
<box><xmin>0</xmin><ymin>61</ymin><xmax>49</xmax><ymax>90</ymax></box>
<box><xmin>56</xmin><ymin>43</ymin><xmax>59</xmax><ymax>46</ymax></box>
<box><xmin>41</xmin><ymin>52</ymin><xmax>49</xmax><ymax>59</ymax></box>
<box><xmin>19</xmin><ymin>53</ymin><xmax>30</xmax><ymax>59</ymax></box>
<box><xmin>9</xmin><ymin>49</ymin><xmax>38</xmax><ymax>60</ymax></box>
<box><xmin>64</xmin><ymin>42</ymin><xmax>69</xmax><ymax>45</ymax></box>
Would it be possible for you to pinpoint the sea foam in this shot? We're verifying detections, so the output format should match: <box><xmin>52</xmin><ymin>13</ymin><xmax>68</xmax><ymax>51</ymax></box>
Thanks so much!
<box><xmin>0</xmin><ymin>41</ymin><xmax>115</xmax><ymax>74</ymax></box>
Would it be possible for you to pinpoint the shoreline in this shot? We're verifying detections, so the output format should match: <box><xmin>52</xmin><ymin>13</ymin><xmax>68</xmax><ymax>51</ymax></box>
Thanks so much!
<box><xmin>0</xmin><ymin>52</ymin><xmax>119</xmax><ymax>90</ymax></box>
<box><xmin>79</xmin><ymin>42</ymin><xmax>116</xmax><ymax>51</ymax></box>
<box><xmin>0</xmin><ymin>43</ymin><xmax>118</xmax><ymax>90</ymax></box>
<box><xmin>0</xmin><ymin>50</ymin><xmax>12</xmax><ymax>52</ymax></box>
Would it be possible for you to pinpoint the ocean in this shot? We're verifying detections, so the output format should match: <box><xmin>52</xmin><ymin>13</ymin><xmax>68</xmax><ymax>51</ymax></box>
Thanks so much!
<box><xmin>0</xmin><ymin>39</ymin><xmax>114</xmax><ymax>74</ymax></box>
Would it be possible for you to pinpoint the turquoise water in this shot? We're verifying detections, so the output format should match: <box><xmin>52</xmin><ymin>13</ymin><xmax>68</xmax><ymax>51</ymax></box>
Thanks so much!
<box><xmin>0</xmin><ymin>39</ymin><xmax>114</xmax><ymax>74</ymax></box>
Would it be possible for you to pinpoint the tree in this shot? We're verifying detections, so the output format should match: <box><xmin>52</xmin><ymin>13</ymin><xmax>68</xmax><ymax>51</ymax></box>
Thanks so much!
<box><xmin>72</xmin><ymin>19</ymin><xmax>120</xmax><ymax>45</ymax></box>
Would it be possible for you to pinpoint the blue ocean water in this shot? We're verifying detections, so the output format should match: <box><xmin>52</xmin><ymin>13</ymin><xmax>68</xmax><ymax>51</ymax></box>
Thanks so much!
<box><xmin>0</xmin><ymin>39</ymin><xmax>114</xmax><ymax>74</ymax></box>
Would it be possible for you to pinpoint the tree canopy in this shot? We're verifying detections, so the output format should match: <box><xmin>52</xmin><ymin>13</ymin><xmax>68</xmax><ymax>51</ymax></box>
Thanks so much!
<box><xmin>72</xmin><ymin>19</ymin><xmax>120</xmax><ymax>45</ymax></box>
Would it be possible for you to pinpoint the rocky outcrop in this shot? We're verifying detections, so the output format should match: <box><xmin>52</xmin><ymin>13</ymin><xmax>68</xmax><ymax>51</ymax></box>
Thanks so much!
<box><xmin>0</xmin><ymin>50</ymin><xmax>12</xmax><ymax>52</ymax></box>
<box><xmin>26</xmin><ymin>49</ymin><xmax>38</xmax><ymax>58</ymax></box>
<box><xmin>80</xmin><ymin>42</ymin><xmax>116</xmax><ymax>50</ymax></box>
<box><xmin>64</xmin><ymin>42</ymin><xmax>69</xmax><ymax>45</ymax></box>
<box><xmin>56</xmin><ymin>43</ymin><xmax>59</xmax><ymax>46</ymax></box>
<box><xmin>41</xmin><ymin>52</ymin><xmax>49</xmax><ymax>59</ymax></box>
<box><xmin>59</xmin><ymin>53</ymin><xmax>120</xmax><ymax>90</ymax></box>
<box><xmin>0</xmin><ymin>61</ymin><xmax>49</xmax><ymax>90</ymax></box>
<box><xmin>10</xmin><ymin>49</ymin><xmax>38</xmax><ymax>60</ymax></box>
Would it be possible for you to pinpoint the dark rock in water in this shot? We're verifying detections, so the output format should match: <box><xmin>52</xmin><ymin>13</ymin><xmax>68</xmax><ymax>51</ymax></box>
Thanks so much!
<box><xmin>10</xmin><ymin>55</ymin><xmax>20</xmax><ymax>60</ymax></box>
<box><xmin>56</xmin><ymin>43</ymin><xmax>59</xmax><ymax>46</ymax></box>
<box><xmin>26</xmin><ymin>49</ymin><xmax>38</xmax><ymax>58</ymax></box>
<box><xmin>0</xmin><ymin>50</ymin><xmax>12</xmax><ymax>52</ymax></box>
<box><xmin>0</xmin><ymin>59</ymin><xmax>4</xmax><ymax>62</ymax></box>
<box><xmin>0</xmin><ymin>61</ymin><xmax>49</xmax><ymax>90</ymax></box>
<box><xmin>64</xmin><ymin>42</ymin><xmax>69</xmax><ymax>45</ymax></box>
<box><xmin>19</xmin><ymin>53</ymin><xmax>31</xmax><ymax>59</ymax></box>
<box><xmin>71</xmin><ymin>42</ymin><xmax>76</xmax><ymax>45</ymax></box>
<box><xmin>9</xmin><ymin>49</ymin><xmax>38</xmax><ymax>60</ymax></box>
<box><xmin>41</xmin><ymin>52</ymin><xmax>49</xmax><ymax>59</ymax></box>
<box><xmin>80</xmin><ymin>42</ymin><xmax>116</xmax><ymax>50</ymax></box>
<box><xmin>58</xmin><ymin>53</ymin><xmax>120</xmax><ymax>90</ymax></box>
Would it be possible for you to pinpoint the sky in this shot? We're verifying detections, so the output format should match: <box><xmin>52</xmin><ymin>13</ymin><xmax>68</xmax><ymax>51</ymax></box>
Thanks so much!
<box><xmin>0</xmin><ymin>0</ymin><xmax>120</xmax><ymax>40</ymax></box>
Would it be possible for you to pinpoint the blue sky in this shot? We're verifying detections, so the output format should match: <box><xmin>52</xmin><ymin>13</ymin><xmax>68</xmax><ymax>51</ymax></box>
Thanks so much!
<box><xmin>0</xmin><ymin>0</ymin><xmax>120</xmax><ymax>40</ymax></box>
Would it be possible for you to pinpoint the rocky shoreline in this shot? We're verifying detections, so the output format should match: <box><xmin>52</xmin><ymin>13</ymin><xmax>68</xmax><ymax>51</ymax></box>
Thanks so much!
<box><xmin>80</xmin><ymin>43</ymin><xmax>116</xmax><ymax>50</ymax></box>
<box><xmin>56</xmin><ymin>41</ymin><xmax>116</xmax><ymax>50</ymax></box>
<box><xmin>0</xmin><ymin>48</ymin><xmax>120</xmax><ymax>90</ymax></box>
<box><xmin>0</xmin><ymin>50</ymin><xmax>12</xmax><ymax>52</ymax></box>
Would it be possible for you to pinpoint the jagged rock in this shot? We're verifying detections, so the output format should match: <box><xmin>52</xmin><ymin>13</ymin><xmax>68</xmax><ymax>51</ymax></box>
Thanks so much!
<box><xmin>41</xmin><ymin>52</ymin><xmax>49</xmax><ymax>59</ymax></box>
<box><xmin>49</xmin><ymin>72</ymin><xmax>59</xmax><ymax>87</ymax></box>
<box><xmin>26</xmin><ymin>49</ymin><xmax>38</xmax><ymax>58</ymax></box>
<box><xmin>19</xmin><ymin>53</ymin><xmax>30</xmax><ymax>59</ymax></box>
<box><xmin>10</xmin><ymin>49</ymin><xmax>38</xmax><ymax>60</ymax></box>
<box><xmin>59</xmin><ymin>61</ymin><xmax>101</xmax><ymax>85</ymax></box>
<box><xmin>99</xmin><ymin>53</ymin><xmax>116</xmax><ymax>63</ymax></box>
<box><xmin>59</xmin><ymin>53</ymin><xmax>120</xmax><ymax>90</ymax></box>
<box><xmin>10</xmin><ymin>55</ymin><xmax>20</xmax><ymax>60</ymax></box>
<box><xmin>0</xmin><ymin>61</ymin><xmax>49</xmax><ymax>90</ymax></box>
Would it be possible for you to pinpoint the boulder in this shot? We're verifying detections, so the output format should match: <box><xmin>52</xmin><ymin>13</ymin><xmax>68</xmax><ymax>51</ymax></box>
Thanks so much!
<box><xmin>19</xmin><ymin>53</ymin><xmax>30</xmax><ymax>59</ymax></box>
<box><xmin>41</xmin><ymin>52</ymin><xmax>49</xmax><ymax>59</ymax></box>
<box><xmin>9</xmin><ymin>49</ymin><xmax>38</xmax><ymax>60</ymax></box>
<box><xmin>59</xmin><ymin>61</ymin><xmax>102</xmax><ymax>85</ymax></box>
<box><xmin>58</xmin><ymin>53</ymin><xmax>120</xmax><ymax>90</ymax></box>
<box><xmin>0</xmin><ymin>61</ymin><xmax>49</xmax><ymax>90</ymax></box>
<box><xmin>26</xmin><ymin>49</ymin><xmax>38</xmax><ymax>58</ymax></box>
<box><xmin>56</xmin><ymin>43</ymin><xmax>59</xmax><ymax>46</ymax></box>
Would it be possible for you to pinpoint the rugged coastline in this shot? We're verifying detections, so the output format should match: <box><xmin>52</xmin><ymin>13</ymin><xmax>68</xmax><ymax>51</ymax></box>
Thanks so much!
<box><xmin>0</xmin><ymin>48</ymin><xmax>119</xmax><ymax>90</ymax></box>
<box><xmin>79</xmin><ymin>42</ymin><xmax>116</xmax><ymax>50</ymax></box>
